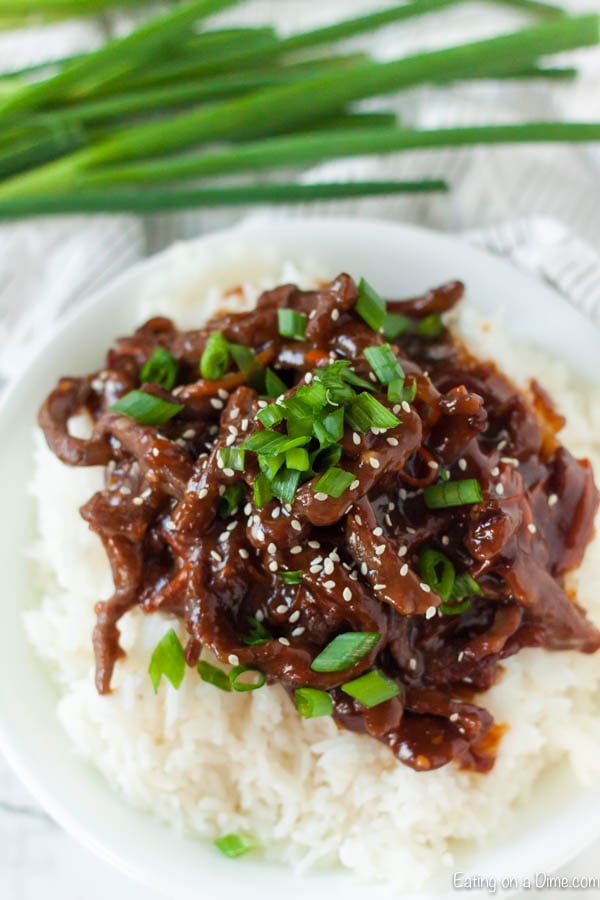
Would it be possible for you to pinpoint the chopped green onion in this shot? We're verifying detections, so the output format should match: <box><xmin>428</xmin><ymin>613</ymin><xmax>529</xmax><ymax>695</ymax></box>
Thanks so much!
<box><xmin>148</xmin><ymin>629</ymin><xmax>186</xmax><ymax>694</ymax></box>
<box><xmin>110</xmin><ymin>389</ymin><xmax>183</xmax><ymax>426</ymax></box>
<box><xmin>440</xmin><ymin>572</ymin><xmax>482</xmax><ymax>615</ymax></box>
<box><xmin>311</xmin><ymin>443</ymin><xmax>342</xmax><ymax>473</ymax></box>
<box><xmin>218</xmin><ymin>447</ymin><xmax>245</xmax><ymax>472</ymax></box>
<box><xmin>295</xmin><ymin>380</ymin><xmax>329</xmax><ymax>410</ymax></box>
<box><xmin>313</xmin><ymin>466</ymin><xmax>354</xmax><ymax>498</ymax></box>
<box><xmin>341</xmin><ymin>668</ymin><xmax>401</xmax><ymax>708</ymax></box>
<box><xmin>271</xmin><ymin>466</ymin><xmax>301</xmax><ymax>505</ymax></box>
<box><xmin>295</xmin><ymin>687</ymin><xmax>333</xmax><ymax>718</ymax></box>
<box><xmin>382</xmin><ymin>312</ymin><xmax>411</xmax><ymax>339</ymax></box>
<box><xmin>257</xmin><ymin>403</ymin><xmax>284</xmax><ymax>428</ymax></box>
<box><xmin>355</xmin><ymin>278</ymin><xmax>386</xmax><ymax>332</ymax></box>
<box><xmin>345</xmin><ymin>392</ymin><xmax>400</xmax><ymax>433</ymax></box>
<box><xmin>229</xmin><ymin>664</ymin><xmax>266</xmax><ymax>692</ymax></box>
<box><xmin>241</xmin><ymin>616</ymin><xmax>272</xmax><ymax>646</ymax></box>
<box><xmin>253</xmin><ymin>473</ymin><xmax>273</xmax><ymax>509</ymax></box>
<box><xmin>278</xmin><ymin>570</ymin><xmax>303</xmax><ymax>585</ymax></box>
<box><xmin>218</xmin><ymin>482</ymin><xmax>244</xmax><ymax>518</ymax></box>
<box><xmin>424</xmin><ymin>479</ymin><xmax>483</xmax><ymax>509</ymax></box>
<box><xmin>229</xmin><ymin>343</ymin><xmax>259</xmax><ymax>375</ymax></box>
<box><xmin>242</xmin><ymin>430</ymin><xmax>309</xmax><ymax>457</ymax></box>
<box><xmin>419</xmin><ymin>546</ymin><xmax>455</xmax><ymax>603</ymax></box>
<box><xmin>258</xmin><ymin>453</ymin><xmax>284</xmax><ymax>480</ymax></box>
<box><xmin>264</xmin><ymin>367</ymin><xmax>287</xmax><ymax>398</ymax></box>
<box><xmin>140</xmin><ymin>346</ymin><xmax>179</xmax><ymax>390</ymax></box>
<box><xmin>278</xmin><ymin>308</ymin><xmax>308</xmax><ymax>341</ymax></box>
<box><xmin>214</xmin><ymin>833</ymin><xmax>257</xmax><ymax>859</ymax></box>
<box><xmin>416</xmin><ymin>313</ymin><xmax>444</xmax><ymax>339</ymax></box>
<box><xmin>200</xmin><ymin>330</ymin><xmax>230</xmax><ymax>380</ymax></box>
<box><xmin>388</xmin><ymin>377</ymin><xmax>417</xmax><ymax>403</ymax></box>
<box><xmin>313</xmin><ymin>407</ymin><xmax>345</xmax><ymax>446</ymax></box>
<box><xmin>364</xmin><ymin>343</ymin><xmax>405</xmax><ymax>385</ymax></box>
<box><xmin>286</xmin><ymin>447</ymin><xmax>310</xmax><ymax>471</ymax></box>
<box><xmin>197</xmin><ymin>659</ymin><xmax>231</xmax><ymax>692</ymax></box>
<box><xmin>311</xmin><ymin>631</ymin><xmax>381</xmax><ymax>673</ymax></box>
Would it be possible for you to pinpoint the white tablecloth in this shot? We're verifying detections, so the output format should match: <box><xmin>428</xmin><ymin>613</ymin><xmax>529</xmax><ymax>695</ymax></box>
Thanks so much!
<box><xmin>0</xmin><ymin>2</ymin><xmax>599</xmax><ymax>898</ymax></box>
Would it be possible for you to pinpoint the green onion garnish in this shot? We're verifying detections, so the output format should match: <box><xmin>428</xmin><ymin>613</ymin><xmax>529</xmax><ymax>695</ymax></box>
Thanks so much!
<box><xmin>345</xmin><ymin>392</ymin><xmax>400</xmax><ymax>433</ymax></box>
<box><xmin>110</xmin><ymin>389</ymin><xmax>183</xmax><ymax>426</ymax></box>
<box><xmin>416</xmin><ymin>313</ymin><xmax>444</xmax><ymax>339</ymax></box>
<box><xmin>148</xmin><ymin>629</ymin><xmax>186</xmax><ymax>694</ymax></box>
<box><xmin>313</xmin><ymin>407</ymin><xmax>345</xmax><ymax>446</ymax></box>
<box><xmin>311</xmin><ymin>632</ymin><xmax>381</xmax><ymax>673</ymax></box>
<box><xmin>440</xmin><ymin>572</ymin><xmax>482</xmax><ymax>616</ymax></box>
<box><xmin>264</xmin><ymin>368</ymin><xmax>288</xmax><ymax>398</ymax></box>
<box><xmin>242</xmin><ymin>430</ymin><xmax>309</xmax><ymax>457</ymax></box>
<box><xmin>218</xmin><ymin>482</ymin><xmax>244</xmax><ymax>518</ymax></box>
<box><xmin>278</xmin><ymin>308</ymin><xmax>308</xmax><ymax>341</ymax></box>
<box><xmin>419</xmin><ymin>546</ymin><xmax>455</xmax><ymax>603</ymax></box>
<box><xmin>214</xmin><ymin>833</ymin><xmax>257</xmax><ymax>859</ymax></box>
<box><xmin>218</xmin><ymin>447</ymin><xmax>245</xmax><ymax>472</ymax></box>
<box><xmin>286</xmin><ymin>447</ymin><xmax>310</xmax><ymax>471</ymax></box>
<box><xmin>341</xmin><ymin>669</ymin><xmax>401</xmax><ymax>708</ymax></box>
<box><xmin>257</xmin><ymin>403</ymin><xmax>284</xmax><ymax>428</ymax></box>
<box><xmin>364</xmin><ymin>343</ymin><xmax>405</xmax><ymax>385</ymax></box>
<box><xmin>200</xmin><ymin>330</ymin><xmax>231</xmax><ymax>380</ymax></box>
<box><xmin>197</xmin><ymin>659</ymin><xmax>232</xmax><ymax>692</ymax></box>
<box><xmin>229</xmin><ymin>665</ymin><xmax>266</xmax><ymax>692</ymax></box>
<box><xmin>140</xmin><ymin>346</ymin><xmax>179</xmax><ymax>391</ymax></box>
<box><xmin>355</xmin><ymin>278</ymin><xmax>386</xmax><ymax>332</ymax></box>
<box><xmin>388</xmin><ymin>377</ymin><xmax>417</xmax><ymax>404</ymax></box>
<box><xmin>278</xmin><ymin>570</ymin><xmax>303</xmax><ymax>585</ymax></box>
<box><xmin>423</xmin><ymin>479</ymin><xmax>483</xmax><ymax>509</ymax></box>
<box><xmin>253</xmin><ymin>473</ymin><xmax>273</xmax><ymax>509</ymax></box>
<box><xmin>259</xmin><ymin>453</ymin><xmax>285</xmax><ymax>480</ymax></box>
<box><xmin>271</xmin><ymin>466</ymin><xmax>301</xmax><ymax>505</ymax></box>
<box><xmin>313</xmin><ymin>466</ymin><xmax>354</xmax><ymax>498</ymax></box>
<box><xmin>229</xmin><ymin>343</ymin><xmax>261</xmax><ymax>379</ymax></box>
<box><xmin>382</xmin><ymin>312</ymin><xmax>411</xmax><ymax>340</ymax></box>
<box><xmin>295</xmin><ymin>687</ymin><xmax>333</xmax><ymax>718</ymax></box>
<box><xmin>241</xmin><ymin>616</ymin><xmax>272</xmax><ymax>646</ymax></box>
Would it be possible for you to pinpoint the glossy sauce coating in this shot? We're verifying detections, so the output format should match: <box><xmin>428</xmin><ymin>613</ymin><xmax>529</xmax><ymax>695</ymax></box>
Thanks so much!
<box><xmin>39</xmin><ymin>275</ymin><xmax>600</xmax><ymax>773</ymax></box>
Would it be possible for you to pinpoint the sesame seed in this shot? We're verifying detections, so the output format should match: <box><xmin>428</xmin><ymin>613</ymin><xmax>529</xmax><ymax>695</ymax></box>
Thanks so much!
<box><xmin>331</xmin><ymin>309</ymin><xmax>340</xmax><ymax>321</ymax></box>
<box><xmin>496</xmin><ymin>483</ymin><xmax>505</xmax><ymax>496</ymax></box>
<box><xmin>225</xmin><ymin>434</ymin><xmax>236</xmax><ymax>447</ymax></box>
<box><xmin>217</xmin><ymin>388</ymin><xmax>229</xmax><ymax>400</ymax></box>
<box><xmin>244</xmin><ymin>503</ymin><xmax>252</xmax><ymax>515</ymax></box>
<box><xmin>132</xmin><ymin>496</ymin><xmax>144</xmax><ymax>506</ymax></box>
<box><xmin>305</xmin><ymin>373</ymin><xmax>313</xmax><ymax>384</ymax></box>
<box><xmin>528</xmin><ymin>523</ymin><xmax>537</xmax><ymax>535</ymax></box>
<box><xmin>310</xmin><ymin>566</ymin><xmax>321</xmax><ymax>574</ymax></box>
<box><xmin>255</xmin><ymin>610</ymin><xmax>264</xmax><ymax>622</ymax></box>
<box><xmin>373</xmin><ymin>527</ymin><xmax>383</xmax><ymax>537</ymax></box>
<box><xmin>400</xmin><ymin>564</ymin><xmax>409</xmax><ymax>576</ymax></box>
<box><xmin>350</xmin><ymin>479</ymin><xmax>360</xmax><ymax>491</ymax></box>
<box><xmin>441</xmin><ymin>536</ymin><xmax>450</xmax><ymax>546</ymax></box>
<box><xmin>291</xmin><ymin>626</ymin><xmax>305</xmax><ymax>637</ymax></box>
<box><xmin>239</xmin><ymin>549</ymin><xmax>249</xmax><ymax>559</ymax></box>
<box><xmin>291</xmin><ymin>520</ymin><xmax>302</xmax><ymax>532</ymax></box>
<box><xmin>498</xmin><ymin>439</ymin><xmax>508</xmax><ymax>451</ymax></box>
<box><xmin>398</xmin><ymin>546</ymin><xmax>408</xmax><ymax>557</ymax></box>
<box><xmin>427</xmin><ymin>460</ymin><xmax>439</xmax><ymax>470</ymax></box>
<box><xmin>420</xmin><ymin>583</ymin><xmax>432</xmax><ymax>593</ymax></box>
<box><xmin>218</xmin><ymin>532</ymin><xmax>230</xmax><ymax>543</ymax></box>
<box><xmin>120</xmin><ymin>486</ymin><xmax>132</xmax><ymax>496</ymax></box>
<box><xmin>308</xmin><ymin>541</ymin><xmax>320</xmax><ymax>550</ymax></box>
<box><xmin>151</xmin><ymin>447</ymin><xmax>160</xmax><ymax>457</ymax></box>
<box><xmin>399</xmin><ymin>488</ymin><xmax>408</xmax><ymax>501</ymax></box>
<box><xmin>491</xmin><ymin>466</ymin><xmax>500</xmax><ymax>477</ymax></box>
<box><xmin>323</xmin><ymin>580</ymin><xmax>336</xmax><ymax>590</ymax></box>
<box><xmin>401</xmin><ymin>401</ymin><xmax>411</xmax><ymax>413</ymax></box>
<box><xmin>352</xmin><ymin>432</ymin><xmax>361</xmax><ymax>445</ymax></box>
<box><xmin>241</xmin><ymin>418</ymin><xmax>249</xmax><ymax>431</ymax></box>
<box><xmin>223</xmin><ymin>468</ymin><xmax>235</xmax><ymax>478</ymax></box>
<box><xmin>197</xmin><ymin>487</ymin><xmax>208</xmax><ymax>499</ymax></box>
<box><xmin>272</xmin><ymin>507</ymin><xmax>281</xmax><ymax>519</ymax></box>
<box><xmin>355</xmin><ymin>514</ymin><xmax>362</xmax><ymax>526</ymax></box>
<box><xmin>343</xmin><ymin>587</ymin><xmax>352</xmax><ymax>602</ymax></box>
<box><xmin>289</xmin><ymin>610</ymin><xmax>301</xmax><ymax>623</ymax></box>
<box><xmin>387</xmin><ymin>436</ymin><xmax>399</xmax><ymax>447</ymax></box>
<box><xmin>324</xmin><ymin>559</ymin><xmax>334</xmax><ymax>575</ymax></box>
<box><xmin>308</xmin><ymin>309</ymin><xmax>317</xmax><ymax>320</ymax></box>
<box><xmin>409</xmin><ymin>658</ymin><xmax>417</xmax><ymax>672</ymax></box>
<box><xmin>315</xmin><ymin>492</ymin><xmax>328</xmax><ymax>501</ymax></box>
<box><xmin>210</xmin><ymin>398</ymin><xmax>224</xmax><ymax>410</ymax></box>
<box><xmin>458</xmin><ymin>458</ymin><xmax>467</xmax><ymax>471</ymax></box>
<box><xmin>210</xmin><ymin>551</ymin><xmax>222</xmax><ymax>563</ymax></box>
<box><xmin>501</xmin><ymin>456</ymin><xmax>519</xmax><ymax>466</ymax></box>
<box><xmin>449</xmin><ymin>713</ymin><xmax>459</xmax><ymax>723</ymax></box>
<box><xmin>374</xmin><ymin>583</ymin><xmax>387</xmax><ymax>590</ymax></box>
<box><xmin>458</xmin><ymin>650</ymin><xmax>465</xmax><ymax>662</ymax></box>
<box><xmin>548</xmin><ymin>494</ymin><xmax>558</xmax><ymax>507</ymax></box>
<box><xmin>267</xmin><ymin>543</ymin><xmax>276</xmax><ymax>555</ymax></box>
<box><xmin>268</xmin><ymin>561</ymin><xmax>278</xmax><ymax>572</ymax></box>
<box><xmin>228</xmin><ymin>654</ymin><xmax>239</xmax><ymax>666</ymax></box>
<box><xmin>257</xmin><ymin>400</ymin><xmax>267</xmax><ymax>409</ymax></box>
<box><xmin>290</xmin><ymin>545</ymin><xmax>302</xmax><ymax>555</ymax></box>
<box><xmin>369</xmin><ymin>372</ymin><xmax>377</xmax><ymax>383</ymax></box>
<box><xmin>425</xmin><ymin>605</ymin><xmax>436</xmax><ymax>618</ymax></box>
<box><xmin>368</xmin><ymin>457</ymin><xmax>380</xmax><ymax>470</ymax></box>
<box><xmin>275</xmin><ymin>604</ymin><xmax>288</xmax><ymax>614</ymax></box>
<box><xmin>227</xmin><ymin>521</ymin><xmax>238</xmax><ymax>532</ymax></box>
<box><xmin>91</xmin><ymin>378</ymin><xmax>104</xmax><ymax>392</ymax></box>
<box><xmin>360</xmin><ymin>562</ymin><xmax>368</xmax><ymax>576</ymax></box>
<box><xmin>278</xmin><ymin>637</ymin><xmax>290</xmax><ymax>646</ymax></box>
<box><xmin>384</xmin><ymin>514</ymin><xmax>392</xmax><ymax>527</ymax></box>
<box><xmin>375</xmin><ymin>545</ymin><xmax>386</xmax><ymax>556</ymax></box>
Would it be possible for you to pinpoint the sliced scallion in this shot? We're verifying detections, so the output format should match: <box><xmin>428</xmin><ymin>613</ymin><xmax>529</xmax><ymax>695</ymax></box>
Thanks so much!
<box><xmin>214</xmin><ymin>833</ymin><xmax>257</xmax><ymax>859</ymax></box>
<box><xmin>197</xmin><ymin>659</ymin><xmax>232</xmax><ymax>692</ymax></box>
<box><xmin>440</xmin><ymin>572</ymin><xmax>482</xmax><ymax>615</ymax></box>
<box><xmin>419</xmin><ymin>546</ymin><xmax>455</xmax><ymax>603</ymax></box>
<box><xmin>241</xmin><ymin>616</ymin><xmax>272</xmax><ymax>645</ymax></box>
<box><xmin>242</xmin><ymin>430</ymin><xmax>309</xmax><ymax>457</ymax></box>
<box><xmin>110</xmin><ymin>389</ymin><xmax>183</xmax><ymax>426</ymax></box>
<box><xmin>382</xmin><ymin>312</ymin><xmax>411</xmax><ymax>339</ymax></box>
<box><xmin>218</xmin><ymin>482</ymin><xmax>244</xmax><ymax>518</ymax></box>
<box><xmin>341</xmin><ymin>668</ymin><xmax>401</xmax><ymax>708</ymax></box>
<box><xmin>229</xmin><ymin>664</ymin><xmax>266</xmax><ymax>692</ymax></box>
<box><xmin>140</xmin><ymin>346</ymin><xmax>179</xmax><ymax>390</ymax></box>
<box><xmin>423</xmin><ymin>478</ymin><xmax>483</xmax><ymax>509</ymax></box>
<box><xmin>257</xmin><ymin>402</ymin><xmax>284</xmax><ymax>428</ymax></box>
<box><xmin>355</xmin><ymin>278</ymin><xmax>386</xmax><ymax>332</ymax></box>
<box><xmin>313</xmin><ymin>407</ymin><xmax>345</xmax><ymax>446</ymax></box>
<box><xmin>295</xmin><ymin>687</ymin><xmax>333</xmax><ymax>718</ymax></box>
<box><xmin>148</xmin><ymin>629</ymin><xmax>186</xmax><ymax>693</ymax></box>
<box><xmin>345</xmin><ymin>392</ymin><xmax>400</xmax><ymax>433</ymax></box>
<box><xmin>311</xmin><ymin>631</ymin><xmax>381</xmax><ymax>673</ymax></box>
<box><xmin>278</xmin><ymin>308</ymin><xmax>308</xmax><ymax>341</ymax></box>
<box><xmin>278</xmin><ymin>570</ymin><xmax>303</xmax><ymax>585</ymax></box>
<box><xmin>388</xmin><ymin>377</ymin><xmax>417</xmax><ymax>403</ymax></box>
<box><xmin>313</xmin><ymin>466</ymin><xmax>354</xmax><ymax>498</ymax></box>
<box><xmin>200</xmin><ymin>330</ymin><xmax>230</xmax><ymax>380</ymax></box>
<box><xmin>286</xmin><ymin>447</ymin><xmax>310</xmax><ymax>471</ymax></box>
<box><xmin>416</xmin><ymin>313</ymin><xmax>444</xmax><ymax>339</ymax></box>
<box><xmin>218</xmin><ymin>446</ymin><xmax>245</xmax><ymax>472</ymax></box>
<box><xmin>264</xmin><ymin>367</ymin><xmax>287</xmax><ymax>398</ymax></box>
<box><xmin>271</xmin><ymin>466</ymin><xmax>301</xmax><ymax>505</ymax></box>
<box><xmin>253</xmin><ymin>473</ymin><xmax>273</xmax><ymax>509</ymax></box>
<box><xmin>364</xmin><ymin>343</ymin><xmax>405</xmax><ymax>385</ymax></box>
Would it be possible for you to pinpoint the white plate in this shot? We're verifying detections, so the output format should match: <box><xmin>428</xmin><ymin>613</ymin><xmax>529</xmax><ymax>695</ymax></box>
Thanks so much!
<box><xmin>1</xmin><ymin>218</ymin><xmax>599</xmax><ymax>900</ymax></box>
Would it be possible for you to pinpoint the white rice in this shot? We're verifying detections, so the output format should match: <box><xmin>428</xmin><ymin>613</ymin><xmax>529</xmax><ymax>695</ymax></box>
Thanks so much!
<box><xmin>25</xmin><ymin>254</ymin><xmax>600</xmax><ymax>892</ymax></box>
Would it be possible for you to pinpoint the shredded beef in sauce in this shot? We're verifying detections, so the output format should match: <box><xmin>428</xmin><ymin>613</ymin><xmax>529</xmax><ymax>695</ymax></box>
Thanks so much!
<box><xmin>39</xmin><ymin>274</ymin><xmax>600</xmax><ymax>773</ymax></box>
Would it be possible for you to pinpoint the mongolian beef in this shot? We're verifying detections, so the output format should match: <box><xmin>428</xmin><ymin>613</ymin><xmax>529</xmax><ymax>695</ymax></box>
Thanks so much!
<box><xmin>38</xmin><ymin>274</ymin><xmax>600</xmax><ymax>774</ymax></box>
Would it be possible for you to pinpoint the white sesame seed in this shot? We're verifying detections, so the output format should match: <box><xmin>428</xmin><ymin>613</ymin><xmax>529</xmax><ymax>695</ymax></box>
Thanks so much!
<box><xmin>151</xmin><ymin>447</ymin><xmax>160</xmax><ymax>457</ymax></box>
<box><xmin>120</xmin><ymin>486</ymin><xmax>131</xmax><ymax>496</ymax></box>
<box><xmin>228</xmin><ymin>654</ymin><xmax>239</xmax><ymax>666</ymax></box>
<box><xmin>254</xmin><ymin>609</ymin><xmax>264</xmax><ymax>622</ymax></box>
<box><xmin>498</xmin><ymin>439</ymin><xmax>507</xmax><ymax>451</ymax></box>
<box><xmin>374</xmin><ymin>583</ymin><xmax>387</xmax><ymax>590</ymax></box>
<box><xmin>183</xmin><ymin>429</ymin><xmax>196</xmax><ymax>440</ymax></box>
<box><xmin>198</xmin><ymin>487</ymin><xmax>208</xmax><ymax>499</ymax></box>
<box><xmin>275</xmin><ymin>604</ymin><xmax>288</xmax><ymax>614</ymax></box>
<box><xmin>369</xmin><ymin>372</ymin><xmax>377</xmax><ymax>383</ymax></box>
<box><xmin>496</xmin><ymin>483</ymin><xmax>505</xmax><ymax>496</ymax></box>
<box><xmin>278</xmin><ymin>637</ymin><xmax>290</xmax><ymax>646</ymax></box>
<box><xmin>355</xmin><ymin>514</ymin><xmax>362</xmax><ymax>525</ymax></box>
<box><xmin>223</xmin><ymin>468</ymin><xmax>235</xmax><ymax>478</ymax></box>
<box><xmin>290</xmin><ymin>545</ymin><xmax>302</xmax><ymax>555</ymax></box>
<box><xmin>373</xmin><ymin>526</ymin><xmax>383</xmax><ymax>537</ymax></box>
<box><xmin>315</xmin><ymin>492</ymin><xmax>328</xmax><ymax>501</ymax></box>
<box><xmin>528</xmin><ymin>523</ymin><xmax>537</xmax><ymax>535</ymax></box>
<box><xmin>291</xmin><ymin>519</ymin><xmax>302</xmax><ymax>532</ymax></box>
<box><xmin>225</xmin><ymin>434</ymin><xmax>236</xmax><ymax>447</ymax></box>
<box><xmin>350</xmin><ymin>479</ymin><xmax>360</xmax><ymax>491</ymax></box>
<box><xmin>241</xmin><ymin>418</ymin><xmax>249</xmax><ymax>431</ymax></box>
<box><xmin>400</xmin><ymin>564</ymin><xmax>409</xmax><ymax>576</ymax></box>
<box><xmin>239</xmin><ymin>548</ymin><xmax>249</xmax><ymax>559</ymax></box>
<box><xmin>441</xmin><ymin>536</ymin><xmax>450</xmax><ymax>546</ymax></box>
<box><xmin>458</xmin><ymin>458</ymin><xmax>467</xmax><ymax>471</ymax></box>
<box><xmin>210</xmin><ymin>550</ymin><xmax>222</xmax><ymax>563</ymax></box>
<box><xmin>375</xmin><ymin>545</ymin><xmax>386</xmax><ymax>556</ymax></box>
<box><xmin>308</xmin><ymin>540</ymin><xmax>320</xmax><ymax>550</ymax></box>
<box><xmin>218</xmin><ymin>532</ymin><xmax>230</xmax><ymax>542</ymax></box>
<box><xmin>491</xmin><ymin>466</ymin><xmax>500</xmax><ymax>477</ymax></box>
<box><xmin>401</xmin><ymin>401</ymin><xmax>411</xmax><ymax>413</ymax></box>
<box><xmin>244</xmin><ymin>503</ymin><xmax>252</xmax><ymax>515</ymax></box>
<box><xmin>458</xmin><ymin>651</ymin><xmax>465</xmax><ymax>662</ymax></box>
<box><xmin>210</xmin><ymin>398</ymin><xmax>224</xmax><ymax>410</ymax></box>
<box><xmin>324</xmin><ymin>558</ymin><xmax>334</xmax><ymax>575</ymax></box>
<box><xmin>409</xmin><ymin>658</ymin><xmax>417</xmax><ymax>671</ymax></box>
<box><xmin>331</xmin><ymin>308</ymin><xmax>340</xmax><ymax>321</ymax></box>
<box><xmin>305</xmin><ymin>372</ymin><xmax>313</xmax><ymax>384</ymax></box>
<box><xmin>323</xmin><ymin>580</ymin><xmax>336</xmax><ymax>590</ymax></box>
<box><xmin>308</xmin><ymin>309</ymin><xmax>317</xmax><ymax>320</ymax></box>
<box><xmin>289</xmin><ymin>610</ymin><xmax>301</xmax><ymax>623</ymax></box>
<box><xmin>399</xmin><ymin>488</ymin><xmax>408</xmax><ymax>501</ymax></box>
<box><xmin>548</xmin><ymin>493</ymin><xmax>558</xmax><ymax>507</ymax></box>
<box><xmin>291</xmin><ymin>626</ymin><xmax>305</xmax><ymax>637</ymax></box>
<box><xmin>385</xmin><ymin>514</ymin><xmax>392</xmax><ymax>527</ymax></box>
<box><xmin>343</xmin><ymin>587</ymin><xmax>352</xmax><ymax>602</ymax></box>
<box><xmin>132</xmin><ymin>496</ymin><xmax>144</xmax><ymax>506</ymax></box>
<box><xmin>420</xmin><ymin>583</ymin><xmax>432</xmax><ymax>593</ymax></box>
<box><xmin>267</xmin><ymin>543</ymin><xmax>276</xmax><ymax>555</ymax></box>
<box><xmin>449</xmin><ymin>713</ymin><xmax>459</xmax><ymax>722</ymax></box>
<box><xmin>268</xmin><ymin>561</ymin><xmax>278</xmax><ymax>572</ymax></box>
<box><xmin>310</xmin><ymin>566</ymin><xmax>321</xmax><ymax>574</ymax></box>
<box><xmin>368</xmin><ymin>457</ymin><xmax>380</xmax><ymax>470</ymax></box>
<box><xmin>217</xmin><ymin>388</ymin><xmax>229</xmax><ymax>400</ymax></box>
<box><xmin>352</xmin><ymin>432</ymin><xmax>361</xmax><ymax>445</ymax></box>
<box><xmin>360</xmin><ymin>562</ymin><xmax>368</xmax><ymax>576</ymax></box>
<box><xmin>406</xmin><ymin>526</ymin><xmax>416</xmax><ymax>534</ymax></box>
<box><xmin>398</xmin><ymin>545</ymin><xmax>408</xmax><ymax>557</ymax></box>
<box><xmin>425</xmin><ymin>605</ymin><xmax>436</xmax><ymax>618</ymax></box>
<box><xmin>427</xmin><ymin>460</ymin><xmax>439</xmax><ymax>470</ymax></box>
<box><xmin>271</xmin><ymin>507</ymin><xmax>280</xmax><ymax>519</ymax></box>
<box><xmin>91</xmin><ymin>378</ymin><xmax>104</xmax><ymax>392</ymax></box>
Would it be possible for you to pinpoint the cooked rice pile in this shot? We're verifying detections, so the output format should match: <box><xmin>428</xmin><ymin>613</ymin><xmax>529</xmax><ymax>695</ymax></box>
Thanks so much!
<box><xmin>25</xmin><ymin>254</ymin><xmax>600</xmax><ymax>891</ymax></box>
